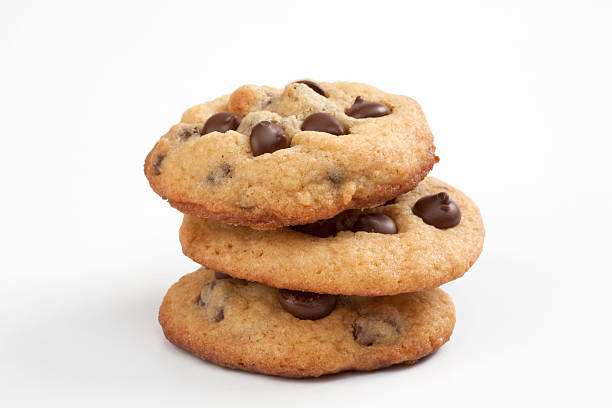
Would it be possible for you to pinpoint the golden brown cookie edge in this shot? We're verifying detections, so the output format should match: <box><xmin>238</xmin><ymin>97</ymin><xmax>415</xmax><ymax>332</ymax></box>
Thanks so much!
<box><xmin>158</xmin><ymin>269</ymin><xmax>455</xmax><ymax>378</ymax></box>
<box><xmin>178</xmin><ymin>177</ymin><xmax>484</xmax><ymax>296</ymax></box>
<box><xmin>146</xmin><ymin>147</ymin><xmax>435</xmax><ymax>229</ymax></box>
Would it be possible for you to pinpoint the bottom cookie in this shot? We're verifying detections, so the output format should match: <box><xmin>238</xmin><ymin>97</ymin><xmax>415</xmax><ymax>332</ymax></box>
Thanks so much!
<box><xmin>159</xmin><ymin>268</ymin><xmax>455</xmax><ymax>378</ymax></box>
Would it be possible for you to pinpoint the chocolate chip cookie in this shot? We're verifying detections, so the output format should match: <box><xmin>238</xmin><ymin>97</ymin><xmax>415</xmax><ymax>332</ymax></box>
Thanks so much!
<box><xmin>159</xmin><ymin>268</ymin><xmax>455</xmax><ymax>378</ymax></box>
<box><xmin>179</xmin><ymin>177</ymin><xmax>484</xmax><ymax>296</ymax></box>
<box><xmin>145</xmin><ymin>80</ymin><xmax>437</xmax><ymax>229</ymax></box>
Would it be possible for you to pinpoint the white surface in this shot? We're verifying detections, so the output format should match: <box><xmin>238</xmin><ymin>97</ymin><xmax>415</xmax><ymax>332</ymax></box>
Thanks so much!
<box><xmin>1</xmin><ymin>1</ymin><xmax>610</xmax><ymax>406</ymax></box>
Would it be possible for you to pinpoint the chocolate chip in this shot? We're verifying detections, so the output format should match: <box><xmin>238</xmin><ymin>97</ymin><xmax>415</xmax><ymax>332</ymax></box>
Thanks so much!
<box><xmin>213</xmin><ymin>272</ymin><xmax>249</xmax><ymax>286</ymax></box>
<box><xmin>179</xmin><ymin>126</ymin><xmax>201</xmax><ymax>140</ymax></box>
<box><xmin>290</xmin><ymin>211</ymin><xmax>356</xmax><ymax>237</ymax></box>
<box><xmin>352</xmin><ymin>214</ymin><xmax>398</xmax><ymax>234</ymax></box>
<box><xmin>152</xmin><ymin>154</ymin><xmax>165</xmax><ymax>175</ymax></box>
<box><xmin>278</xmin><ymin>289</ymin><xmax>337</xmax><ymax>320</ymax></box>
<box><xmin>250</xmin><ymin>121</ymin><xmax>289</xmax><ymax>156</ymax></box>
<box><xmin>346</xmin><ymin>96</ymin><xmax>391</xmax><ymax>119</ymax></box>
<box><xmin>203</xmin><ymin>112</ymin><xmax>242</xmax><ymax>135</ymax></box>
<box><xmin>301</xmin><ymin>113</ymin><xmax>348</xmax><ymax>135</ymax></box>
<box><xmin>412</xmin><ymin>192</ymin><xmax>461</xmax><ymax>229</ymax></box>
<box><xmin>197</xmin><ymin>279</ymin><xmax>238</xmax><ymax>323</ymax></box>
<box><xmin>295</xmin><ymin>80</ymin><xmax>326</xmax><ymax>97</ymax></box>
<box><xmin>352</xmin><ymin>314</ymin><xmax>401</xmax><ymax>346</ymax></box>
<box><xmin>206</xmin><ymin>163</ymin><xmax>232</xmax><ymax>186</ymax></box>
<box><xmin>291</xmin><ymin>218</ymin><xmax>338</xmax><ymax>238</ymax></box>
<box><xmin>325</xmin><ymin>170</ymin><xmax>344</xmax><ymax>185</ymax></box>
<box><xmin>197</xmin><ymin>280</ymin><xmax>226</xmax><ymax>322</ymax></box>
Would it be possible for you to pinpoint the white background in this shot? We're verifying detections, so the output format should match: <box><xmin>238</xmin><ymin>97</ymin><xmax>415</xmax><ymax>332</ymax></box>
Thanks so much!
<box><xmin>1</xmin><ymin>1</ymin><xmax>610</xmax><ymax>406</ymax></box>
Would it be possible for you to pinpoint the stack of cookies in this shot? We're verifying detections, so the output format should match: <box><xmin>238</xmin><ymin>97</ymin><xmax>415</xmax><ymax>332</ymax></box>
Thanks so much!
<box><xmin>144</xmin><ymin>80</ymin><xmax>484</xmax><ymax>378</ymax></box>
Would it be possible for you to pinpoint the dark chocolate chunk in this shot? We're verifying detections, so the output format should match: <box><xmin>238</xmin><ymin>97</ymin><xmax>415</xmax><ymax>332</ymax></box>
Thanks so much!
<box><xmin>352</xmin><ymin>214</ymin><xmax>398</xmax><ymax>234</ymax></box>
<box><xmin>412</xmin><ymin>192</ymin><xmax>461</xmax><ymax>229</ymax></box>
<box><xmin>295</xmin><ymin>80</ymin><xmax>326</xmax><ymax>97</ymax></box>
<box><xmin>346</xmin><ymin>96</ymin><xmax>391</xmax><ymax>119</ymax></box>
<box><xmin>352</xmin><ymin>314</ymin><xmax>401</xmax><ymax>346</ymax></box>
<box><xmin>278</xmin><ymin>289</ymin><xmax>337</xmax><ymax>320</ymax></box>
<box><xmin>301</xmin><ymin>112</ymin><xmax>348</xmax><ymax>135</ymax></box>
<box><xmin>250</xmin><ymin>121</ymin><xmax>289</xmax><ymax>156</ymax></box>
<box><xmin>291</xmin><ymin>218</ymin><xmax>339</xmax><ymax>238</ymax></box>
<box><xmin>152</xmin><ymin>154</ymin><xmax>165</xmax><ymax>175</ymax></box>
<box><xmin>203</xmin><ymin>112</ymin><xmax>242</xmax><ymax>135</ymax></box>
<box><xmin>206</xmin><ymin>163</ymin><xmax>232</xmax><ymax>186</ymax></box>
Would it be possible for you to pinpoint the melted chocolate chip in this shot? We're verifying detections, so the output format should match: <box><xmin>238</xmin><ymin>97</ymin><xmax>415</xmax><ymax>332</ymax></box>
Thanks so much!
<box><xmin>412</xmin><ymin>192</ymin><xmax>461</xmax><ymax>229</ymax></box>
<box><xmin>206</xmin><ymin>163</ymin><xmax>232</xmax><ymax>186</ymax></box>
<box><xmin>250</xmin><ymin>121</ymin><xmax>289</xmax><ymax>156</ymax></box>
<box><xmin>352</xmin><ymin>214</ymin><xmax>398</xmax><ymax>234</ymax></box>
<box><xmin>346</xmin><ymin>96</ymin><xmax>391</xmax><ymax>119</ymax></box>
<box><xmin>214</xmin><ymin>271</ymin><xmax>232</xmax><ymax>279</ymax></box>
<box><xmin>301</xmin><ymin>113</ymin><xmax>348</xmax><ymax>135</ymax></box>
<box><xmin>291</xmin><ymin>218</ymin><xmax>338</xmax><ymax>238</ymax></box>
<box><xmin>295</xmin><ymin>80</ymin><xmax>326</xmax><ymax>97</ymax></box>
<box><xmin>352</xmin><ymin>314</ymin><xmax>401</xmax><ymax>346</ymax></box>
<box><xmin>203</xmin><ymin>112</ymin><xmax>242</xmax><ymax>135</ymax></box>
<box><xmin>152</xmin><ymin>154</ymin><xmax>165</xmax><ymax>175</ymax></box>
<box><xmin>278</xmin><ymin>289</ymin><xmax>337</xmax><ymax>320</ymax></box>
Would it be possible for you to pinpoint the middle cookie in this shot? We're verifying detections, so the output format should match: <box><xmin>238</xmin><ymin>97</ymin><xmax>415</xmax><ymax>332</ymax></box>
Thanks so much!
<box><xmin>180</xmin><ymin>177</ymin><xmax>484</xmax><ymax>296</ymax></box>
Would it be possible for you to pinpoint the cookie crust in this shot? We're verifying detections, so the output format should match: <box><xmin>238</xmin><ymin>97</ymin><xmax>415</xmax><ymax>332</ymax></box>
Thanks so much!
<box><xmin>180</xmin><ymin>177</ymin><xmax>485</xmax><ymax>296</ymax></box>
<box><xmin>145</xmin><ymin>81</ymin><xmax>436</xmax><ymax>229</ymax></box>
<box><xmin>159</xmin><ymin>268</ymin><xmax>455</xmax><ymax>378</ymax></box>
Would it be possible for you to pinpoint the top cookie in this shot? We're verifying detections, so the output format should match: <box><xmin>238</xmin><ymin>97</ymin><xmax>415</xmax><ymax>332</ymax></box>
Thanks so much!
<box><xmin>144</xmin><ymin>80</ymin><xmax>437</xmax><ymax>229</ymax></box>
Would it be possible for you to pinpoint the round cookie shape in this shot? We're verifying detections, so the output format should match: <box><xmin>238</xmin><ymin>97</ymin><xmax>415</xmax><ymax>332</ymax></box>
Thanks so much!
<box><xmin>144</xmin><ymin>81</ymin><xmax>437</xmax><ymax>229</ymax></box>
<box><xmin>159</xmin><ymin>268</ymin><xmax>455</xmax><ymax>378</ymax></box>
<box><xmin>179</xmin><ymin>177</ymin><xmax>485</xmax><ymax>296</ymax></box>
